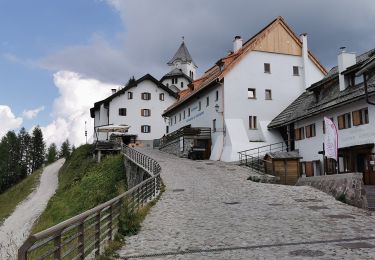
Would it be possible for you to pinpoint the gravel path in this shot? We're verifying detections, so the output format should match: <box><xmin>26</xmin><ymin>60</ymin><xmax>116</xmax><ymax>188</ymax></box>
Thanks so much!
<box><xmin>0</xmin><ymin>159</ymin><xmax>65</xmax><ymax>259</ymax></box>
<box><xmin>118</xmin><ymin>149</ymin><xmax>375</xmax><ymax>259</ymax></box>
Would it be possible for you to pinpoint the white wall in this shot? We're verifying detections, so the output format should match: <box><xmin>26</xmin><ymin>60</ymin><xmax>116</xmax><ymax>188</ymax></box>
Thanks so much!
<box><xmin>161</xmin><ymin>77</ymin><xmax>190</xmax><ymax>91</ymax></box>
<box><xmin>108</xmin><ymin>80</ymin><xmax>176</xmax><ymax>141</ymax></box>
<box><xmin>166</xmin><ymin>84</ymin><xmax>225</xmax><ymax>160</ymax></box>
<box><xmin>166</xmin><ymin>50</ymin><xmax>325</xmax><ymax>162</ymax></box>
<box><xmin>221</xmin><ymin>51</ymin><xmax>324</xmax><ymax>160</ymax></box>
<box><xmin>295</xmin><ymin>99</ymin><xmax>375</xmax><ymax>165</ymax></box>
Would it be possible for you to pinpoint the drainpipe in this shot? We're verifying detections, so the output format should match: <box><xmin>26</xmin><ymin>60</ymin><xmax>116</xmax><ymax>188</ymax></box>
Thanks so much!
<box><xmin>218</xmin><ymin>80</ymin><xmax>225</xmax><ymax>161</ymax></box>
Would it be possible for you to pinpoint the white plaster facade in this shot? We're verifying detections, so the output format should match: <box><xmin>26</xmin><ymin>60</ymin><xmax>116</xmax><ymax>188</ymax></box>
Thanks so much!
<box><xmin>91</xmin><ymin>75</ymin><xmax>177</xmax><ymax>145</ymax></box>
<box><xmin>294</xmin><ymin>100</ymin><xmax>375</xmax><ymax>174</ymax></box>
<box><xmin>166</xmin><ymin>49</ymin><xmax>325</xmax><ymax>161</ymax></box>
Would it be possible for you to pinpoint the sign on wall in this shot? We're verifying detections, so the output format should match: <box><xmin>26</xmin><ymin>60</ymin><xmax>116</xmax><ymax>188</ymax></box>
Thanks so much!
<box><xmin>324</xmin><ymin>117</ymin><xmax>338</xmax><ymax>161</ymax></box>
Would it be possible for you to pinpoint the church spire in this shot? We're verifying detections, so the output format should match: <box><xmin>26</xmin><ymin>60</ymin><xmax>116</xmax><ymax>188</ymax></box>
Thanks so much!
<box><xmin>167</xmin><ymin>40</ymin><xmax>197</xmax><ymax>67</ymax></box>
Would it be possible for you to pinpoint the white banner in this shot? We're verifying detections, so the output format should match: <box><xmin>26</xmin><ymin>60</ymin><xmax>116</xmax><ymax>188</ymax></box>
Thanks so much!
<box><xmin>324</xmin><ymin>117</ymin><xmax>338</xmax><ymax>161</ymax></box>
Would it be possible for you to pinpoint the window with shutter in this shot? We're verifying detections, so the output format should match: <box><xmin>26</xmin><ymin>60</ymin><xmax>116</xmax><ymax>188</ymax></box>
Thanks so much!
<box><xmin>306</xmin><ymin>125</ymin><xmax>311</xmax><ymax>138</ymax></box>
<box><xmin>338</xmin><ymin>115</ymin><xmax>345</xmax><ymax>129</ymax></box>
<box><xmin>352</xmin><ymin>110</ymin><xmax>361</xmax><ymax>126</ymax></box>
<box><xmin>295</xmin><ymin>128</ymin><xmax>300</xmax><ymax>140</ymax></box>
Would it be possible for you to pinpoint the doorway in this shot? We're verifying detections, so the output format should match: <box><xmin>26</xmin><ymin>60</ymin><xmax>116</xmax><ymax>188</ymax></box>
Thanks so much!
<box><xmin>364</xmin><ymin>154</ymin><xmax>375</xmax><ymax>185</ymax></box>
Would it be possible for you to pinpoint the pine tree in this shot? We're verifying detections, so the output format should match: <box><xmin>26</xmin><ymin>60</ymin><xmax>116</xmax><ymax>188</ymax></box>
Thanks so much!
<box><xmin>47</xmin><ymin>143</ymin><xmax>58</xmax><ymax>164</ymax></box>
<box><xmin>59</xmin><ymin>139</ymin><xmax>71</xmax><ymax>158</ymax></box>
<box><xmin>18</xmin><ymin>127</ymin><xmax>32</xmax><ymax>178</ymax></box>
<box><xmin>31</xmin><ymin>126</ymin><xmax>46</xmax><ymax>172</ymax></box>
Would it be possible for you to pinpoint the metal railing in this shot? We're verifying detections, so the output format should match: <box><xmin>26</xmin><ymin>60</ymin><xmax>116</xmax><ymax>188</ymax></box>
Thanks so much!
<box><xmin>238</xmin><ymin>141</ymin><xmax>290</xmax><ymax>174</ymax></box>
<box><xmin>159</xmin><ymin>126</ymin><xmax>211</xmax><ymax>149</ymax></box>
<box><xmin>18</xmin><ymin>146</ymin><xmax>161</xmax><ymax>260</ymax></box>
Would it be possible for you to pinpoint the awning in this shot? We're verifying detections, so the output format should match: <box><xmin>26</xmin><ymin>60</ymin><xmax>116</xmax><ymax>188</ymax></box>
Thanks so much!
<box><xmin>96</xmin><ymin>125</ymin><xmax>130</xmax><ymax>133</ymax></box>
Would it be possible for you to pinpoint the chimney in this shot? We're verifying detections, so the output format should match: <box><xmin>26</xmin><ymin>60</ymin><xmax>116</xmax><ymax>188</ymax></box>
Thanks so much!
<box><xmin>111</xmin><ymin>88</ymin><xmax>117</xmax><ymax>94</ymax></box>
<box><xmin>233</xmin><ymin>36</ymin><xmax>243</xmax><ymax>53</ymax></box>
<box><xmin>338</xmin><ymin>47</ymin><xmax>356</xmax><ymax>91</ymax></box>
<box><xmin>300</xmin><ymin>33</ymin><xmax>310</xmax><ymax>89</ymax></box>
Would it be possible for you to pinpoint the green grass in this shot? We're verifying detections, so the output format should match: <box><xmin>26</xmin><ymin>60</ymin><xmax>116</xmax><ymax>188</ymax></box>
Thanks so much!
<box><xmin>0</xmin><ymin>168</ymin><xmax>43</xmax><ymax>224</ymax></box>
<box><xmin>32</xmin><ymin>144</ymin><xmax>126</xmax><ymax>233</ymax></box>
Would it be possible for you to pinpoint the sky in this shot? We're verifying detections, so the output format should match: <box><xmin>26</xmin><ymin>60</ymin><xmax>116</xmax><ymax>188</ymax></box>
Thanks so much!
<box><xmin>0</xmin><ymin>0</ymin><xmax>375</xmax><ymax>147</ymax></box>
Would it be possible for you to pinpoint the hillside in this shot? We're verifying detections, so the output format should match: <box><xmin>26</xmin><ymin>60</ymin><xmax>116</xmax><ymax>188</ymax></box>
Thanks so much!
<box><xmin>32</xmin><ymin>144</ymin><xmax>126</xmax><ymax>233</ymax></box>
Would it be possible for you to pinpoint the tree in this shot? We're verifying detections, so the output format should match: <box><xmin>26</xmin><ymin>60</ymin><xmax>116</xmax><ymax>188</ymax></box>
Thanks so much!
<box><xmin>46</xmin><ymin>143</ymin><xmax>58</xmax><ymax>164</ymax></box>
<box><xmin>18</xmin><ymin>127</ymin><xmax>32</xmax><ymax>177</ymax></box>
<box><xmin>59</xmin><ymin>139</ymin><xmax>71</xmax><ymax>158</ymax></box>
<box><xmin>31</xmin><ymin>126</ymin><xmax>46</xmax><ymax>172</ymax></box>
<box><xmin>0</xmin><ymin>131</ymin><xmax>21</xmax><ymax>192</ymax></box>
<box><xmin>125</xmin><ymin>76</ymin><xmax>136</xmax><ymax>87</ymax></box>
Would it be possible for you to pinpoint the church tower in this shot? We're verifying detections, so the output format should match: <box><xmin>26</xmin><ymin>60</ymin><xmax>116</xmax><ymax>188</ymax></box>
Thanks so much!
<box><xmin>160</xmin><ymin>39</ymin><xmax>197</xmax><ymax>91</ymax></box>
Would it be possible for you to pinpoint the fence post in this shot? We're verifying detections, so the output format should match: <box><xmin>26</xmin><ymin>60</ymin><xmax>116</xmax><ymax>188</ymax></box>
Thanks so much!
<box><xmin>78</xmin><ymin>222</ymin><xmax>85</xmax><ymax>260</ymax></box>
<box><xmin>95</xmin><ymin>212</ymin><xmax>101</xmax><ymax>257</ymax></box>
<box><xmin>108</xmin><ymin>204</ymin><xmax>113</xmax><ymax>240</ymax></box>
<box><xmin>54</xmin><ymin>234</ymin><xmax>62</xmax><ymax>260</ymax></box>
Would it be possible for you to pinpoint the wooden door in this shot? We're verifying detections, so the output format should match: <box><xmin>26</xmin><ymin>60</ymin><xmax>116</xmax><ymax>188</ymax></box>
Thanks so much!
<box><xmin>364</xmin><ymin>154</ymin><xmax>375</xmax><ymax>185</ymax></box>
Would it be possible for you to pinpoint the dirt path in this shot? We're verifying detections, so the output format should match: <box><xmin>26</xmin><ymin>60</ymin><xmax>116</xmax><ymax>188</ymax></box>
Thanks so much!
<box><xmin>0</xmin><ymin>159</ymin><xmax>65</xmax><ymax>259</ymax></box>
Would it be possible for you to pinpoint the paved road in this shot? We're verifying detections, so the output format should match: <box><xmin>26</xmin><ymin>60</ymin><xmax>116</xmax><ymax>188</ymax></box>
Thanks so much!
<box><xmin>0</xmin><ymin>159</ymin><xmax>65</xmax><ymax>260</ymax></box>
<box><xmin>118</xmin><ymin>149</ymin><xmax>375</xmax><ymax>259</ymax></box>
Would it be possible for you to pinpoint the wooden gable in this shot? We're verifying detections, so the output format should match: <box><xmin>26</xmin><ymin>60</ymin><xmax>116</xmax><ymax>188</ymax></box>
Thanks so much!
<box><xmin>253</xmin><ymin>21</ymin><xmax>302</xmax><ymax>56</ymax></box>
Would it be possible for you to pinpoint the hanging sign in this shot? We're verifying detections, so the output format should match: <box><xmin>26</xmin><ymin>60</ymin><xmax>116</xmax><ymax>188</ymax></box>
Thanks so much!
<box><xmin>324</xmin><ymin>117</ymin><xmax>338</xmax><ymax>161</ymax></box>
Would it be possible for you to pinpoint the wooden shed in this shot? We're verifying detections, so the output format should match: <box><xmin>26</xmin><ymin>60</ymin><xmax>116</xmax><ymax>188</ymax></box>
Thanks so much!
<box><xmin>264</xmin><ymin>151</ymin><xmax>302</xmax><ymax>185</ymax></box>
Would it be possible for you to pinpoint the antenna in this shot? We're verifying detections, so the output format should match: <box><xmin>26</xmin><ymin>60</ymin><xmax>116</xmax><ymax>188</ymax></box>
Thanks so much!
<box><xmin>85</xmin><ymin>121</ymin><xmax>87</xmax><ymax>144</ymax></box>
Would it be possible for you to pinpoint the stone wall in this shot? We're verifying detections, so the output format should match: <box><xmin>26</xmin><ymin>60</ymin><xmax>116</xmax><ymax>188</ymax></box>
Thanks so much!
<box><xmin>124</xmin><ymin>156</ymin><xmax>150</xmax><ymax>189</ymax></box>
<box><xmin>296</xmin><ymin>172</ymin><xmax>368</xmax><ymax>209</ymax></box>
<box><xmin>159</xmin><ymin>138</ymin><xmax>194</xmax><ymax>158</ymax></box>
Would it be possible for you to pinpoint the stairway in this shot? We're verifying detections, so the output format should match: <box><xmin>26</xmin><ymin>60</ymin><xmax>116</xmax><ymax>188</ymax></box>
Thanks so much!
<box><xmin>365</xmin><ymin>186</ymin><xmax>375</xmax><ymax>211</ymax></box>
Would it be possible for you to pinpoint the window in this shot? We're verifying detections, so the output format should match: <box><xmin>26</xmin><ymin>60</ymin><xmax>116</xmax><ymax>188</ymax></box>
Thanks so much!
<box><xmin>206</xmin><ymin>96</ymin><xmax>209</xmax><ymax>107</ymax></box>
<box><xmin>166</xmin><ymin>126</ymin><xmax>169</xmax><ymax>134</ymax></box>
<box><xmin>338</xmin><ymin>113</ymin><xmax>351</xmax><ymax>129</ymax></box>
<box><xmin>119</xmin><ymin>108</ymin><xmax>127</xmax><ymax>116</ymax></box>
<box><xmin>305</xmin><ymin>124</ymin><xmax>316</xmax><ymax>138</ymax></box>
<box><xmin>264</xmin><ymin>63</ymin><xmax>271</xmax><ymax>73</ymax></box>
<box><xmin>213</xmin><ymin>119</ymin><xmax>217</xmax><ymax>132</ymax></box>
<box><xmin>128</xmin><ymin>92</ymin><xmax>133</xmax><ymax>99</ymax></box>
<box><xmin>249</xmin><ymin>116</ymin><xmax>257</xmax><ymax>129</ymax></box>
<box><xmin>159</xmin><ymin>93</ymin><xmax>164</xmax><ymax>101</ymax></box>
<box><xmin>198</xmin><ymin>101</ymin><xmax>201</xmax><ymax>111</ymax></box>
<box><xmin>180</xmin><ymin>82</ymin><xmax>184</xmax><ymax>88</ymax></box>
<box><xmin>172</xmin><ymin>78</ymin><xmax>178</xmax><ymax>84</ymax></box>
<box><xmin>141</xmin><ymin>92</ymin><xmax>151</xmax><ymax>100</ymax></box>
<box><xmin>248</xmin><ymin>88</ymin><xmax>256</xmax><ymax>99</ymax></box>
<box><xmin>179</xmin><ymin>113</ymin><xmax>181</xmax><ymax>121</ymax></box>
<box><xmin>295</xmin><ymin>127</ymin><xmax>305</xmax><ymax>140</ymax></box>
<box><xmin>293</xmin><ymin>66</ymin><xmax>299</xmax><ymax>76</ymax></box>
<box><xmin>189</xmin><ymin>71</ymin><xmax>194</xmax><ymax>79</ymax></box>
<box><xmin>141</xmin><ymin>125</ymin><xmax>151</xmax><ymax>133</ymax></box>
<box><xmin>215</xmin><ymin>90</ymin><xmax>219</xmax><ymax>101</ymax></box>
<box><xmin>188</xmin><ymin>108</ymin><xmax>191</xmax><ymax>117</ymax></box>
<box><xmin>166</xmin><ymin>83</ymin><xmax>169</xmax><ymax>87</ymax></box>
<box><xmin>265</xmin><ymin>89</ymin><xmax>272</xmax><ymax>100</ymax></box>
<box><xmin>174</xmin><ymin>116</ymin><xmax>177</xmax><ymax>124</ymax></box>
<box><xmin>352</xmin><ymin>108</ymin><xmax>369</xmax><ymax>126</ymax></box>
<box><xmin>183</xmin><ymin>110</ymin><xmax>186</xmax><ymax>119</ymax></box>
<box><xmin>141</xmin><ymin>109</ymin><xmax>151</xmax><ymax>117</ymax></box>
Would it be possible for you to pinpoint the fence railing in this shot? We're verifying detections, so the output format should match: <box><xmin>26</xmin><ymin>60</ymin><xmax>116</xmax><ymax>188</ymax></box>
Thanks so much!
<box><xmin>159</xmin><ymin>126</ymin><xmax>211</xmax><ymax>149</ymax></box>
<box><xmin>238</xmin><ymin>141</ymin><xmax>292</xmax><ymax>174</ymax></box>
<box><xmin>18</xmin><ymin>146</ymin><xmax>161</xmax><ymax>260</ymax></box>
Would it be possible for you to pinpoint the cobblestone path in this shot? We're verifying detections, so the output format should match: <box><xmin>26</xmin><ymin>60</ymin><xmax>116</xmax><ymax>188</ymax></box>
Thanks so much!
<box><xmin>117</xmin><ymin>149</ymin><xmax>375</xmax><ymax>259</ymax></box>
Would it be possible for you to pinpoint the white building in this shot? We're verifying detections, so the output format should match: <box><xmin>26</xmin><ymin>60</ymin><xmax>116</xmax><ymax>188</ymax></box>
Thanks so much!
<box><xmin>90</xmin><ymin>41</ymin><xmax>197</xmax><ymax>147</ymax></box>
<box><xmin>90</xmin><ymin>74</ymin><xmax>178</xmax><ymax>147</ymax></box>
<box><xmin>162</xmin><ymin>16</ymin><xmax>327</xmax><ymax>161</ymax></box>
<box><xmin>269</xmin><ymin>48</ymin><xmax>375</xmax><ymax>184</ymax></box>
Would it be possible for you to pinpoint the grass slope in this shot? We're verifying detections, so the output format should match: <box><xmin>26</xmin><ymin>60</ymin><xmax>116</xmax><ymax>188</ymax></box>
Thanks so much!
<box><xmin>32</xmin><ymin>144</ymin><xmax>126</xmax><ymax>233</ymax></box>
<box><xmin>0</xmin><ymin>168</ymin><xmax>43</xmax><ymax>224</ymax></box>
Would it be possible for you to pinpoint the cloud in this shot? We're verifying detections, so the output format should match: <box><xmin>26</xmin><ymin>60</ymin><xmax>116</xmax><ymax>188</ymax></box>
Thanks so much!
<box><xmin>35</xmin><ymin>0</ymin><xmax>375</xmax><ymax>83</ymax></box>
<box><xmin>40</xmin><ymin>71</ymin><xmax>117</xmax><ymax>147</ymax></box>
<box><xmin>0</xmin><ymin>105</ymin><xmax>23</xmax><ymax>138</ymax></box>
<box><xmin>22</xmin><ymin>106</ymin><xmax>45</xmax><ymax>119</ymax></box>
